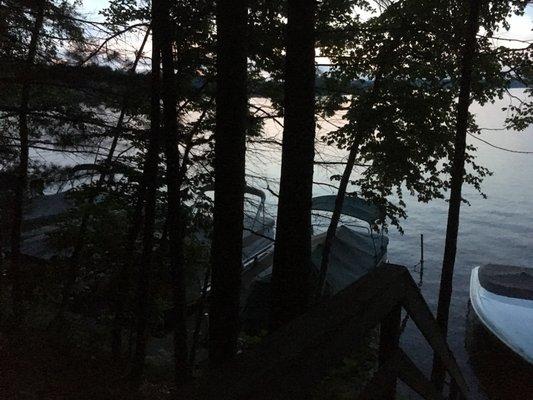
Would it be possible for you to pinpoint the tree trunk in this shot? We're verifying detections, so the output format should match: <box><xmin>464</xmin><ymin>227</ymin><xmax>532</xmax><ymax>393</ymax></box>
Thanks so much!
<box><xmin>9</xmin><ymin>0</ymin><xmax>44</xmax><ymax>322</ymax></box>
<box><xmin>431</xmin><ymin>0</ymin><xmax>481</xmax><ymax>391</ymax></box>
<box><xmin>314</xmin><ymin>144</ymin><xmax>359</xmax><ymax>299</ymax></box>
<box><xmin>129</xmin><ymin>9</ymin><xmax>163</xmax><ymax>383</ymax></box>
<box><xmin>103</xmin><ymin>27</ymin><xmax>151</xmax><ymax>356</ymax></box>
<box><xmin>208</xmin><ymin>0</ymin><xmax>248</xmax><ymax>366</ymax></box>
<box><xmin>270</xmin><ymin>0</ymin><xmax>316</xmax><ymax>330</ymax></box>
<box><xmin>53</xmin><ymin>28</ymin><xmax>151</xmax><ymax>337</ymax></box>
<box><xmin>158</xmin><ymin>0</ymin><xmax>189</xmax><ymax>384</ymax></box>
<box><xmin>314</xmin><ymin>47</ymin><xmax>391</xmax><ymax>301</ymax></box>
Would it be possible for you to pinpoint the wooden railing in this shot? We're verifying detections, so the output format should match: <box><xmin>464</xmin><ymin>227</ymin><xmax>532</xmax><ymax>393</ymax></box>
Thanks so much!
<box><xmin>186</xmin><ymin>264</ymin><xmax>469</xmax><ymax>400</ymax></box>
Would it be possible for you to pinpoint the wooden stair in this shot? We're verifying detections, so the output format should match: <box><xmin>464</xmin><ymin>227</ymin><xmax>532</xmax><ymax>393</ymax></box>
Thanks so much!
<box><xmin>185</xmin><ymin>264</ymin><xmax>468</xmax><ymax>400</ymax></box>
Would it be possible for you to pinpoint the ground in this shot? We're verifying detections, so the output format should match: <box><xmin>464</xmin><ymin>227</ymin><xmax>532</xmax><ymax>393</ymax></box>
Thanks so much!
<box><xmin>0</xmin><ymin>330</ymin><xmax>173</xmax><ymax>400</ymax></box>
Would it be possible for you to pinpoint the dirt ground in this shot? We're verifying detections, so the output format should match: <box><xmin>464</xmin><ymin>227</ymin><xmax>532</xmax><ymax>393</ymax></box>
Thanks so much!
<box><xmin>0</xmin><ymin>331</ymin><xmax>174</xmax><ymax>400</ymax></box>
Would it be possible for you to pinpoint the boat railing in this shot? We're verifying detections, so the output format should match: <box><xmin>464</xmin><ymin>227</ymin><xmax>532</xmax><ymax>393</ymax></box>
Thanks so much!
<box><xmin>185</xmin><ymin>263</ymin><xmax>469</xmax><ymax>400</ymax></box>
<box><xmin>200</xmin><ymin>184</ymin><xmax>269</xmax><ymax>233</ymax></box>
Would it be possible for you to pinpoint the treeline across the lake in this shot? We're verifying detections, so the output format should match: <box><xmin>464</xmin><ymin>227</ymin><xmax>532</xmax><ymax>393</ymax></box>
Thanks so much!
<box><xmin>0</xmin><ymin>0</ymin><xmax>531</xmax><ymax>397</ymax></box>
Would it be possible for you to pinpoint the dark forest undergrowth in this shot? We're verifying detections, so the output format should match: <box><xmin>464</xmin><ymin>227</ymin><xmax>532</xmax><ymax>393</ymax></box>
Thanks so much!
<box><xmin>0</xmin><ymin>330</ymin><xmax>173</xmax><ymax>400</ymax></box>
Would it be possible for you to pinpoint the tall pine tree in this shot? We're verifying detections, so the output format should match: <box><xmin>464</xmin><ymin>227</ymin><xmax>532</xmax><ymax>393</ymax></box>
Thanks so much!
<box><xmin>432</xmin><ymin>0</ymin><xmax>482</xmax><ymax>391</ymax></box>
<box><xmin>270</xmin><ymin>0</ymin><xmax>316</xmax><ymax>329</ymax></box>
<box><xmin>208</xmin><ymin>0</ymin><xmax>248</xmax><ymax>365</ymax></box>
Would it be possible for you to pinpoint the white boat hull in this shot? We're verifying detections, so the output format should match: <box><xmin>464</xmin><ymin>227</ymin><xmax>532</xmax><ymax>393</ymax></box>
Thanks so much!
<box><xmin>470</xmin><ymin>266</ymin><xmax>533</xmax><ymax>365</ymax></box>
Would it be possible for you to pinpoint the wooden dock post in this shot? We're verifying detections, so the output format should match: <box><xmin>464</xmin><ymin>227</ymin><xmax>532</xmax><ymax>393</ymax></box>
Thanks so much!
<box><xmin>449</xmin><ymin>379</ymin><xmax>460</xmax><ymax>400</ymax></box>
<box><xmin>379</xmin><ymin>305</ymin><xmax>402</xmax><ymax>399</ymax></box>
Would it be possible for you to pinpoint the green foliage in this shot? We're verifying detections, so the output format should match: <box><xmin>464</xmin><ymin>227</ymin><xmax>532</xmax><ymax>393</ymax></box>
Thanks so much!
<box><xmin>320</xmin><ymin>0</ymin><xmax>530</xmax><ymax>229</ymax></box>
<box><xmin>101</xmin><ymin>0</ymin><xmax>150</xmax><ymax>27</ymax></box>
<box><xmin>505</xmin><ymin>63</ymin><xmax>533</xmax><ymax>131</ymax></box>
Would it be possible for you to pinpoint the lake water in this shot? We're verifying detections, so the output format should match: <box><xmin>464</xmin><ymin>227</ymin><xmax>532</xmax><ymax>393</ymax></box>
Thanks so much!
<box><xmin>33</xmin><ymin>89</ymin><xmax>531</xmax><ymax>397</ymax></box>
<box><xmin>391</xmin><ymin>91</ymin><xmax>533</xmax><ymax>399</ymax></box>
<box><xmin>250</xmin><ymin>89</ymin><xmax>532</xmax><ymax>399</ymax></box>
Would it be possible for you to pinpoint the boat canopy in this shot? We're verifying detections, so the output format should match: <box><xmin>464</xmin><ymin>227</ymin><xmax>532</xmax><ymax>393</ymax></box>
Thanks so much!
<box><xmin>201</xmin><ymin>185</ymin><xmax>266</xmax><ymax>203</ymax></box>
<box><xmin>311</xmin><ymin>225</ymin><xmax>388</xmax><ymax>294</ymax></box>
<box><xmin>311</xmin><ymin>195</ymin><xmax>383</xmax><ymax>225</ymax></box>
<box><xmin>241</xmin><ymin>225</ymin><xmax>389</xmax><ymax>333</ymax></box>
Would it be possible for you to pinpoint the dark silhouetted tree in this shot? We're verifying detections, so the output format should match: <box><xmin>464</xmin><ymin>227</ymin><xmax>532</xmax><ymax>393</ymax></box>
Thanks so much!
<box><xmin>9</xmin><ymin>0</ymin><xmax>45</xmax><ymax>323</ymax></box>
<box><xmin>159</xmin><ymin>0</ymin><xmax>189</xmax><ymax>384</ymax></box>
<box><xmin>270</xmin><ymin>0</ymin><xmax>316</xmax><ymax>330</ymax></box>
<box><xmin>432</xmin><ymin>0</ymin><xmax>482</xmax><ymax>391</ymax></box>
<box><xmin>208</xmin><ymin>0</ymin><xmax>248</xmax><ymax>365</ymax></box>
<box><xmin>130</xmin><ymin>2</ymin><xmax>162</xmax><ymax>383</ymax></box>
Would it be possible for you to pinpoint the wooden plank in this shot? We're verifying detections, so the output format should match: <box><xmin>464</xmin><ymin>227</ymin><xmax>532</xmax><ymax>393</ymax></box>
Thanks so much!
<box><xmin>397</xmin><ymin>349</ymin><xmax>445</xmax><ymax>400</ymax></box>
<box><xmin>186</xmin><ymin>265</ymin><xmax>409</xmax><ymax>400</ymax></box>
<box><xmin>378</xmin><ymin>305</ymin><xmax>401</xmax><ymax>400</ymax></box>
<box><xmin>401</xmin><ymin>273</ymin><xmax>469</xmax><ymax>398</ymax></box>
<box><xmin>361</xmin><ymin>348</ymin><xmax>446</xmax><ymax>400</ymax></box>
<box><xmin>184</xmin><ymin>263</ymin><xmax>469</xmax><ymax>400</ymax></box>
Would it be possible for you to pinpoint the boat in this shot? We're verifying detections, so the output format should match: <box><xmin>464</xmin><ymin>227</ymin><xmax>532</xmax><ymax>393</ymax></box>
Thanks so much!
<box><xmin>18</xmin><ymin>192</ymin><xmax>75</xmax><ymax>261</ymax></box>
<box><xmin>469</xmin><ymin>264</ymin><xmax>533</xmax><ymax>365</ymax></box>
<box><xmin>195</xmin><ymin>185</ymin><xmax>275</xmax><ymax>268</ymax></box>
<box><xmin>309</xmin><ymin>195</ymin><xmax>388</xmax><ymax>295</ymax></box>
<box><xmin>16</xmin><ymin>186</ymin><xmax>275</xmax><ymax>264</ymax></box>
<box><xmin>240</xmin><ymin>186</ymin><xmax>275</xmax><ymax>266</ymax></box>
<box><xmin>241</xmin><ymin>195</ymin><xmax>388</xmax><ymax>332</ymax></box>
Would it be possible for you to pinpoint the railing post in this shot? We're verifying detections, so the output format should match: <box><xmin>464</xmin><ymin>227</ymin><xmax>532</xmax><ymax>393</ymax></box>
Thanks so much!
<box><xmin>449</xmin><ymin>378</ymin><xmax>460</xmax><ymax>400</ymax></box>
<box><xmin>379</xmin><ymin>305</ymin><xmax>401</xmax><ymax>400</ymax></box>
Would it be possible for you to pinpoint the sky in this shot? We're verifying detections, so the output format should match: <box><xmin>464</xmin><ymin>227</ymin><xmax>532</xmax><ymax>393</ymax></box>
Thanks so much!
<box><xmin>79</xmin><ymin>0</ymin><xmax>532</xmax><ymax>50</ymax></box>
<box><xmin>489</xmin><ymin>6</ymin><xmax>533</xmax><ymax>48</ymax></box>
<box><xmin>80</xmin><ymin>0</ymin><xmax>109</xmax><ymax>19</ymax></box>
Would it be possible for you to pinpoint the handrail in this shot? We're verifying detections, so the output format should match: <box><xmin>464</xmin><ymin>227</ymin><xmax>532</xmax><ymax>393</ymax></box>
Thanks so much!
<box><xmin>184</xmin><ymin>264</ymin><xmax>469</xmax><ymax>400</ymax></box>
<box><xmin>397</xmin><ymin>349</ymin><xmax>445</xmax><ymax>400</ymax></box>
<box><xmin>358</xmin><ymin>348</ymin><xmax>446</xmax><ymax>400</ymax></box>
<box><xmin>401</xmin><ymin>270</ymin><xmax>468</xmax><ymax>395</ymax></box>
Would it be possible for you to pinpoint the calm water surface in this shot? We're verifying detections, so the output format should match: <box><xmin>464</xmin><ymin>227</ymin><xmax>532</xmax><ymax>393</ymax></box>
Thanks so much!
<box><xmin>252</xmin><ymin>89</ymin><xmax>532</xmax><ymax>399</ymax></box>
<box><xmin>36</xmin><ymin>90</ymin><xmax>532</xmax><ymax>397</ymax></box>
<box><xmin>390</xmin><ymin>91</ymin><xmax>533</xmax><ymax>399</ymax></box>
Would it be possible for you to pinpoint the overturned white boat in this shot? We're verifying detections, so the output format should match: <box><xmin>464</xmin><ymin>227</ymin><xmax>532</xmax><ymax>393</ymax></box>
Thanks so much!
<box><xmin>469</xmin><ymin>264</ymin><xmax>533</xmax><ymax>365</ymax></box>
